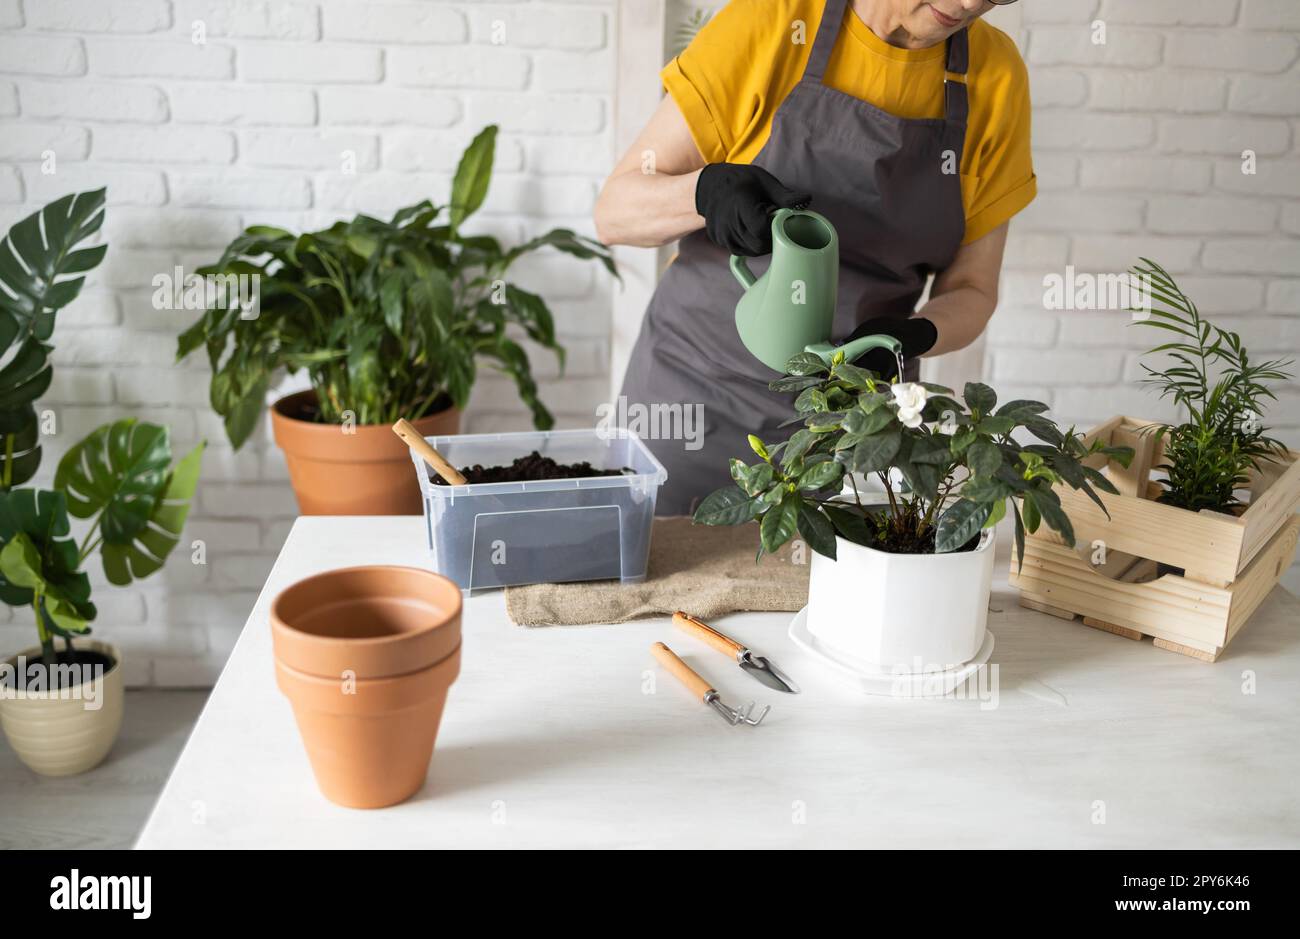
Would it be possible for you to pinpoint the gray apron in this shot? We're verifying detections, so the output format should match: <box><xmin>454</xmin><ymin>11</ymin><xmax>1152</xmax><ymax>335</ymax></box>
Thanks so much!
<box><xmin>620</xmin><ymin>0</ymin><xmax>969</xmax><ymax>515</ymax></box>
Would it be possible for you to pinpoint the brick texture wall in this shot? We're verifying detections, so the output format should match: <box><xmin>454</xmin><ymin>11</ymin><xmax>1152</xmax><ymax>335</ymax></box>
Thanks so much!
<box><xmin>0</xmin><ymin>0</ymin><xmax>616</xmax><ymax>684</ymax></box>
<box><xmin>997</xmin><ymin>0</ymin><xmax>1298</xmax><ymax>443</ymax></box>
<box><xmin>1</xmin><ymin>0</ymin><xmax>1296</xmax><ymax>683</ymax></box>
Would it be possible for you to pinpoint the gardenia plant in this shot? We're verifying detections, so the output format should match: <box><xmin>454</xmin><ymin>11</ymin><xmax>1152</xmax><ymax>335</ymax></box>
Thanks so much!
<box><xmin>1131</xmin><ymin>258</ymin><xmax>1293</xmax><ymax>514</ymax></box>
<box><xmin>693</xmin><ymin>350</ymin><xmax>1133</xmax><ymax>561</ymax></box>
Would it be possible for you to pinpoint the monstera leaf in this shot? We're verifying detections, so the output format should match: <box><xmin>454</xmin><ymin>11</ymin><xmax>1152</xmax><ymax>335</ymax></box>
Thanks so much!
<box><xmin>0</xmin><ymin>488</ymin><xmax>95</xmax><ymax>635</ymax></box>
<box><xmin>0</xmin><ymin>404</ymin><xmax>42</xmax><ymax>489</ymax></box>
<box><xmin>0</xmin><ymin>188</ymin><xmax>106</xmax><ymax>341</ymax></box>
<box><xmin>0</xmin><ymin>338</ymin><xmax>53</xmax><ymax>489</ymax></box>
<box><xmin>0</xmin><ymin>189</ymin><xmax>108</xmax><ymax>489</ymax></box>
<box><xmin>55</xmin><ymin>420</ymin><xmax>205</xmax><ymax>586</ymax></box>
<box><xmin>56</xmin><ymin>419</ymin><xmax>171</xmax><ymax>542</ymax></box>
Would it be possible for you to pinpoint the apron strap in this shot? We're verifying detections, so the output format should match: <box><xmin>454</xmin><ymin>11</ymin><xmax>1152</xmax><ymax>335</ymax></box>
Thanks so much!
<box><xmin>943</xmin><ymin>28</ymin><xmax>970</xmax><ymax>124</ymax></box>
<box><xmin>803</xmin><ymin>0</ymin><xmax>849</xmax><ymax>84</ymax></box>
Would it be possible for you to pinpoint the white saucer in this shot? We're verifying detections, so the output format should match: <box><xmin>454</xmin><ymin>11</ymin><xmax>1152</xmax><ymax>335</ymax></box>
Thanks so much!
<box><xmin>787</xmin><ymin>606</ymin><xmax>995</xmax><ymax>697</ymax></box>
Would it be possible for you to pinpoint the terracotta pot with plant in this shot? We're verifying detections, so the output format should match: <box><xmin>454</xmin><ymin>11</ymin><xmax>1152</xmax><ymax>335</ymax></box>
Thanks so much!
<box><xmin>177</xmin><ymin>124</ymin><xmax>617</xmax><ymax>515</ymax></box>
<box><xmin>694</xmin><ymin>347</ymin><xmax>1131</xmax><ymax>671</ymax></box>
<box><xmin>271</xmin><ymin>566</ymin><xmax>462</xmax><ymax>809</ymax></box>
<box><xmin>0</xmin><ymin>191</ymin><xmax>203</xmax><ymax>775</ymax></box>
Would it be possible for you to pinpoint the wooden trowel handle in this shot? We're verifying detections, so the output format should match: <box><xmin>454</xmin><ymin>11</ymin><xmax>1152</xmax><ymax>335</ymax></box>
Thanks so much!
<box><xmin>652</xmin><ymin>642</ymin><xmax>713</xmax><ymax>701</ymax></box>
<box><xmin>673</xmin><ymin>611</ymin><xmax>745</xmax><ymax>658</ymax></box>
<box><xmin>392</xmin><ymin>419</ymin><xmax>467</xmax><ymax>485</ymax></box>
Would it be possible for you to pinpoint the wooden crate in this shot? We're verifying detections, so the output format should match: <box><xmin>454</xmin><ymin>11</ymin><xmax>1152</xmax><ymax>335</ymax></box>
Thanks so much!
<box><xmin>1009</xmin><ymin>416</ymin><xmax>1300</xmax><ymax>662</ymax></box>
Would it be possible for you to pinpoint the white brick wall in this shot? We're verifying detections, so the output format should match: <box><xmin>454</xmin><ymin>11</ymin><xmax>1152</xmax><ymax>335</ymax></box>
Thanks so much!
<box><xmin>0</xmin><ymin>0</ymin><xmax>616</xmax><ymax>685</ymax></box>
<box><xmin>1004</xmin><ymin>0</ymin><xmax>1299</xmax><ymax>447</ymax></box>
<box><xmin>1</xmin><ymin>0</ymin><xmax>1297</xmax><ymax>682</ymax></box>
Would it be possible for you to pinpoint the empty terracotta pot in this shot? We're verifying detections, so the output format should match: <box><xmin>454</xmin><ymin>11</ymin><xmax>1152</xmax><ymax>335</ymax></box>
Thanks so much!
<box><xmin>270</xmin><ymin>390</ymin><xmax>460</xmax><ymax>516</ymax></box>
<box><xmin>271</xmin><ymin>566</ymin><xmax>463</xmax><ymax>809</ymax></box>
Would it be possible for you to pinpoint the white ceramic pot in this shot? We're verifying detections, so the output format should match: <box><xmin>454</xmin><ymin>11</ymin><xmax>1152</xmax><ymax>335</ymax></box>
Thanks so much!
<box><xmin>807</xmin><ymin>530</ymin><xmax>996</xmax><ymax>671</ymax></box>
<box><xmin>0</xmin><ymin>640</ymin><xmax>124</xmax><ymax>776</ymax></box>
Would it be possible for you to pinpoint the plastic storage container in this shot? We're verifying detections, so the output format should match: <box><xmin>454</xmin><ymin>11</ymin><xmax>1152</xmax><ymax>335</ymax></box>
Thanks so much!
<box><xmin>412</xmin><ymin>428</ymin><xmax>668</xmax><ymax>594</ymax></box>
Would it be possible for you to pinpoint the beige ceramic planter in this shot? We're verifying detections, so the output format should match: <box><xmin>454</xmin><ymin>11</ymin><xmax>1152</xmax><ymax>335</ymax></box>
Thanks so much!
<box><xmin>271</xmin><ymin>566</ymin><xmax>463</xmax><ymax>809</ymax></box>
<box><xmin>0</xmin><ymin>640</ymin><xmax>124</xmax><ymax>777</ymax></box>
<box><xmin>270</xmin><ymin>390</ymin><xmax>460</xmax><ymax>516</ymax></box>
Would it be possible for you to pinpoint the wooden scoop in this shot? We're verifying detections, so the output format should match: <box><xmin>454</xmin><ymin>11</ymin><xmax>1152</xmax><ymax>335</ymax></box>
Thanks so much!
<box><xmin>391</xmin><ymin>418</ymin><xmax>467</xmax><ymax>486</ymax></box>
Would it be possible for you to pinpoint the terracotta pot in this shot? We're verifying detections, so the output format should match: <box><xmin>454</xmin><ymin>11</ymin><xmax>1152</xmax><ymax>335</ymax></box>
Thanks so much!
<box><xmin>0</xmin><ymin>640</ymin><xmax>125</xmax><ymax>777</ymax></box>
<box><xmin>271</xmin><ymin>566</ymin><xmax>463</xmax><ymax>809</ymax></box>
<box><xmin>270</xmin><ymin>389</ymin><xmax>460</xmax><ymax>516</ymax></box>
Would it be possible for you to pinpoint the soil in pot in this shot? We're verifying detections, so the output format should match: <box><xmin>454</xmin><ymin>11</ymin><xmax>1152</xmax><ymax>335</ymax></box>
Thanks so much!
<box><xmin>431</xmin><ymin>450</ymin><xmax>632</xmax><ymax>486</ymax></box>
<box><xmin>3</xmin><ymin>648</ymin><xmax>116</xmax><ymax>691</ymax></box>
<box><xmin>834</xmin><ymin>504</ymin><xmax>981</xmax><ymax>555</ymax></box>
<box><xmin>280</xmin><ymin>392</ymin><xmax>453</xmax><ymax>426</ymax></box>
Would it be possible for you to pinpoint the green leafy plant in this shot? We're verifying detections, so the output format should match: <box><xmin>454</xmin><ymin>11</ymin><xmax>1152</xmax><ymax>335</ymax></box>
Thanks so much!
<box><xmin>0</xmin><ymin>189</ymin><xmax>107</xmax><ymax>488</ymax></box>
<box><xmin>1131</xmin><ymin>258</ymin><xmax>1293</xmax><ymax>514</ymax></box>
<box><xmin>176</xmin><ymin>125</ymin><xmax>618</xmax><ymax>448</ymax></box>
<box><xmin>693</xmin><ymin>351</ymin><xmax>1132</xmax><ymax>563</ymax></box>
<box><xmin>0</xmin><ymin>191</ymin><xmax>203</xmax><ymax>670</ymax></box>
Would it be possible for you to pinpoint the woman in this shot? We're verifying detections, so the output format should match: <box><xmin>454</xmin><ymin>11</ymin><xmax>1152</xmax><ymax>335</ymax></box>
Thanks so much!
<box><xmin>594</xmin><ymin>0</ymin><xmax>1035</xmax><ymax>515</ymax></box>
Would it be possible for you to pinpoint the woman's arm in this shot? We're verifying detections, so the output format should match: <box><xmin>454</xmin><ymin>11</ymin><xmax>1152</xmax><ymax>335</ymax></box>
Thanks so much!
<box><xmin>920</xmin><ymin>222</ymin><xmax>1008</xmax><ymax>355</ymax></box>
<box><xmin>593</xmin><ymin>95</ymin><xmax>707</xmax><ymax>248</ymax></box>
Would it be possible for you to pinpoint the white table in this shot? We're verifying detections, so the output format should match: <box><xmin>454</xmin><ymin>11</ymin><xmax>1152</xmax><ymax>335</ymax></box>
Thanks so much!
<box><xmin>137</xmin><ymin>517</ymin><xmax>1300</xmax><ymax>849</ymax></box>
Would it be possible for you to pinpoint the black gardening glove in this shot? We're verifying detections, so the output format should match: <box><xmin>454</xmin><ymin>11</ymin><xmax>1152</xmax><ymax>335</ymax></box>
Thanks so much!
<box><xmin>695</xmin><ymin>163</ymin><xmax>812</xmax><ymax>256</ymax></box>
<box><xmin>846</xmin><ymin>315</ymin><xmax>938</xmax><ymax>380</ymax></box>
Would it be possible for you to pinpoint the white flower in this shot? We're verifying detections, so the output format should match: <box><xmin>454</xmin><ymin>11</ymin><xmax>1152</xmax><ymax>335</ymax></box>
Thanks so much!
<box><xmin>897</xmin><ymin>407</ymin><xmax>925</xmax><ymax>429</ymax></box>
<box><xmin>891</xmin><ymin>381</ymin><xmax>928</xmax><ymax>411</ymax></box>
<box><xmin>891</xmin><ymin>382</ymin><xmax>928</xmax><ymax>429</ymax></box>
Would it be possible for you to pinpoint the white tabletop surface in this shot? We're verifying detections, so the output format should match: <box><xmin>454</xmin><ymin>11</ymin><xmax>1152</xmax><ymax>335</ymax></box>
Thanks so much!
<box><xmin>137</xmin><ymin>516</ymin><xmax>1300</xmax><ymax>849</ymax></box>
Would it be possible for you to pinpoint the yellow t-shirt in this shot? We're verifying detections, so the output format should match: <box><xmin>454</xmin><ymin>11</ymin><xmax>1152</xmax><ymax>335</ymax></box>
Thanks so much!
<box><xmin>662</xmin><ymin>0</ymin><xmax>1036</xmax><ymax>244</ymax></box>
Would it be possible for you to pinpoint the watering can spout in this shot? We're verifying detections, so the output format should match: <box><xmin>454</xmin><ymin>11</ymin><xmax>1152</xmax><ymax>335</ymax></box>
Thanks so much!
<box><xmin>731</xmin><ymin>208</ymin><xmax>905</xmax><ymax>379</ymax></box>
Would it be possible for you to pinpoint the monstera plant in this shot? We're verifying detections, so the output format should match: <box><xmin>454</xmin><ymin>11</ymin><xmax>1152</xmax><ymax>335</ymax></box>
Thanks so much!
<box><xmin>0</xmin><ymin>189</ymin><xmax>202</xmax><ymax>776</ymax></box>
<box><xmin>0</xmin><ymin>189</ymin><xmax>202</xmax><ymax>692</ymax></box>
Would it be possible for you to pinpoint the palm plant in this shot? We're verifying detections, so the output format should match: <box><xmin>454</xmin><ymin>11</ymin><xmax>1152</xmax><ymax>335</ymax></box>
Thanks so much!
<box><xmin>177</xmin><ymin>125</ymin><xmax>617</xmax><ymax>448</ymax></box>
<box><xmin>0</xmin><ymin>190</ymin><xmax>202</xmax><ymax>669</ymax></box>
<box><xmin>1131</xmin><ymin>258</ymin><xmax>1293</xmax><ymax>513</ymax></box>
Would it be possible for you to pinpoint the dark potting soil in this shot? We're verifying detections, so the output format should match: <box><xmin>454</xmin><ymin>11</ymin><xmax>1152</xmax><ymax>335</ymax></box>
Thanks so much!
<box><xmin>838</xmin><ymin>506</ymin><xmax>982</xmax><ymax>555</ymax></box>
<box><xmin>863</xmin><ymin>529</ymin><xmax>982</xmax><ymax>555</ymax></box>
<box><xmin>285</xmin><ymin>395</ymin><xmax>453</xmax><ymax>425</ymax></box>
<box><xmin>431</xmin><ymin>450</ymin><xmax>632</xmax><ymax>485</ymax></box>
<box><xmin>1</xmin><ymin>648</ymin><xmax>115</xmax><ymax>691</ymax></box>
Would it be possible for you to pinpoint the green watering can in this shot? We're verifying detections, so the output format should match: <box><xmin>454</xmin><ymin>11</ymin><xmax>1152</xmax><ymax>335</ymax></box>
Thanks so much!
<box><xmin>730</xmin><ymin>208</ymin><xmax>905</xmax><ymax>379</ymax></box>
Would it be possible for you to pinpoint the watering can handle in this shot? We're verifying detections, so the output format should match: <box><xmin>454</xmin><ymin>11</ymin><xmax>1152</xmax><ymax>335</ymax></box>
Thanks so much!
<box><xmin>730</xmin><ymin>255</ymin><xmax>757</xmax><ymax>290</ymax></box>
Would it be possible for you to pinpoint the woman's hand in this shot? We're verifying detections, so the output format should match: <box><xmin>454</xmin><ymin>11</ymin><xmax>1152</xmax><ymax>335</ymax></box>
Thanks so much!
<box><xmin>918</xmin><ymin>222</ymin><xmax>1008</xmax><ymax>355</ymax></box>
<box><xmin>694</xmin><ymin>163</ymin><xmax>811</xmax><ymax>256</ymax></box>
<box><xmin>846</xmin><ymin>222</ymin><xmax>1010</xmax><ymax>374</ymax></box>
<box><xmin>847</xmin><ymin>315</ymin><xmax>939</xmax><ymax>379</ymax></box>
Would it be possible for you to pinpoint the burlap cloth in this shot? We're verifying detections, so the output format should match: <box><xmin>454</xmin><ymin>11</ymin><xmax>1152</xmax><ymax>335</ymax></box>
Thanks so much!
<box><xmin>504</xmin><ymin>516</ymin><xmax>810</xmax><ymax>626</ymax></box>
